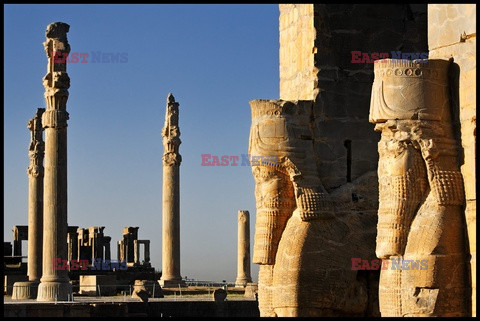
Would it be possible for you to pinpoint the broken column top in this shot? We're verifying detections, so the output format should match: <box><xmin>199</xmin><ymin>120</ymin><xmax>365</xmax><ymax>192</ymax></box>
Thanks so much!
<box><xmin>27</xmin><ymin>108</ymin><xmax>45</xmax><ymax>151</ymax></box>
<box><xmin>167</xmin><ymin>93</ymin><xmax>176</xmax><ymax>104</ymax></box>
<box><xmin>123</xmin><ymin>227</ymin><xmax>139</xmax><ymax>235</ymax></box>
<box><xmin>45</xmin><ymin>22</ymin><xmax>70</xmax><ymax>39</ymax></box>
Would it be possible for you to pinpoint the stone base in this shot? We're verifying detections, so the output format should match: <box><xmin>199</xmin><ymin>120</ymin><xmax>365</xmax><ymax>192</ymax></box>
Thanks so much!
<box><xmin>235</xmin><ymin>277</ymin><xmax>253</xmax><ymax>287</ymax></box>
<box><xmin>4</xmin><ymin>275</ymin><xmax>29</xmax><ymax>295</ymax></box>
<box><xmin>244</xmin><ymin>282</ymin><xmax>258</xmax><ymax>298</ymax></box>
<box><xmin>79</xmin><ymin>275</ymin><xmax>116</xmax><ymax>296</ymax></box>
<box><xmin>159</xmin><ymin>278</ymin><xmax>186</xmax><ymax>288</ymax></box>
<box><xmin>12</xmin><ymin>281</ymin><xmax>39</xmax><ymax>300</ymax></box>
<box><xmin>37</xmin><ymin>281</ymin><xmax>73</xmax><ymax>302</ymax></box>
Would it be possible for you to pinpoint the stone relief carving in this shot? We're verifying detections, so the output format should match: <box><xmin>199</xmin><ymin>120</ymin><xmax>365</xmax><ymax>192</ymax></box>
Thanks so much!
<box><xmin>27</xmin><ymin>108</ymin><xmax>45</xmax><ymax>178</ymax></box>
<box><xmin>249</xmin><ymin>99</ymin><xmax>377</xmax><ymax>317</ymax></box>
<box><xmin>370</xmin><ymin>59</ymin><xmax>468</xmax><ymax>316</ymax></box>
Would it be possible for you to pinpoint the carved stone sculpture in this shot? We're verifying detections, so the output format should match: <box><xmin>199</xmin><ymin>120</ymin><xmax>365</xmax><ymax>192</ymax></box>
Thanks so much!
<box><xmin>160</xmin><ymin>93</ymin><xmax>185</xmax><ymax>287</ymax></box>
<box><xmin>248</xmin><ymin>100</ymin><xmax>374</xmax><ymax>316</ymax></box>
<box><xmin>37</xmin><ymin>22</ymin><xmax>73</xmax><ymax>302</ymax></box>
<box><xmin>12</xmin><ymin>108</ymin><xmax>45</xmax><ymax>300</ymax></box>
<box><xmin>370</xmin><ymin>59</ymin><xmax>468</xmax><ymax>316</ymax></box>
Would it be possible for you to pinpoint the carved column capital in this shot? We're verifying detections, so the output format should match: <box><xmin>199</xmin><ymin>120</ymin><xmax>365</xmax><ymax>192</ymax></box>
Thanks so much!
<box><xmin>27</xmin><ymin>109</ymin><xmax>45</xmax><ymax>177</ymax></box>
<box><xmin>162</xmin><ymin>93</ymin><xmax>181</xmax><ymax>166</ymax></box>
<box><xmin>42</xmin><ymin>110</ymin><xmax>69</xmax><ymax>129</ymax></box>
<box><xmin>43</xmin><ymin>22</ymin><xmax>70</xmax><ymax>126</ymax></box>
<box><xmin>162</xmin><ymin>152</ymin><xmax>182</xmax><ymax>166</ymax></box>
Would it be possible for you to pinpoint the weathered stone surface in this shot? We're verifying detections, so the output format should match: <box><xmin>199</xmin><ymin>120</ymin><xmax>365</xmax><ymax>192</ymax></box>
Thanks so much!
<box><xmin>428</xmin><ymin>5</ymin><xmax>476</xmax><ymax>315</ymax></box>
<box><xmin>12</xmin><ymin>281</ymin><xmax>40</xmax><ymax>300</ymax></box>
<box><xmin>253</xmin><ymin>3</ymin><xmax>472</xmax><ymax>318</ymax></box>
<box><xmin>235</xmin><ymin>210</ymin><xmax>252</xmax><ymax>287</ymax></box>
<box><xmin>77</xmin><ymin>226</ymin><xmax>111</xmax><ymax>264</ymax></box>
<box><xmin>160</xmin><ymin>93</ymin><xmax>185</xmax><ymax>287</ymax></box>
<box><xmin>5</xmin><ymin>275</ymin><xmax>29</xmax><ymax>295</ymax></box>
<box><xmin>131</xmin><ymin>280</ymin><xmax>163</xmax><ymax>301</ymax></box>
<box><xmin>248</xmin><ymin>5</ymin><xmax>428</xmax><ymax>316</ymax></box>
<box><xmin>370</xmin><ymin>59</ymin><xmax>469</xmax><ymax>316</ymax></box>
<box><xmin>79</xmin><ymin>275</ymin><xmax>116</xmax><ymax>296</ymax></box>
<box><xmin>248</xmin><ymin>99</ymin><xmax>379</xmax><ymax>317</ymax></box>
<box><xmin>37</xmin><ymin>21</ymin><xmax>72</xmax><ymax>302</ymax></box>
<box><xmin>131</xmin><ymin>289</ymin><xmax>149</xmax><ymax>302</ymax></box>
<box><xmin>244</xmin><ymin>282</ymin><xmax>258</xmax><ymax>298</ymax></box>
<box><xmin>428</xmin><ymin>4</ymin><xmax>476</xmax><ymax>50</ymax></box>
<box><xmin>133</xmin><ymin>279</ymin><xmax>163</xmax><ymax>298</ymax></box>
<box><xmin>12</xmin><ymin>222</ymin><xmax>39</xmax><ymax>298</ymax></box>
<box><xmin>279</xmin><ymin>4</ymin><xmax>316</xmax><ymax>100</ymax></box>
<box><xmin>27</xmin><ymin>108</ymin><xmax>45</xmax><ymax>284</ymax></box>
<box><xmin>279</xmin><ymin>4</ymin><xmax>427</xmax><ymax>101</ymax></box>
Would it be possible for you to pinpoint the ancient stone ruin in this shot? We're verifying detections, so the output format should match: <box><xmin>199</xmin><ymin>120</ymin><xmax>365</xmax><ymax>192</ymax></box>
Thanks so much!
<box><xmin>248</xmin><ymin>4</ymin><xmax>475</xmax><ymax>317</ymax></box>
<box><xmin>370</xmin><ymin>59</ymin><xmax>468</xmax><ymax>316</ymax></box>
<box><xmin>4</xmin><ymin>5</ymin><xmax>475</xmax><ymax>317</ymax></box>
<box><xmin>12</xmin><ymin>109</ymin><xmax>45</xmax><ymax>300</ymax></box>
<box><xmin>36</xmin><ymin>21</ymin><xmax>72</xmax><ymax>302</ymax></box>
<box><xmin>160</xmin><ymin>93</ymin><xmax>185</xmax><ymax>287</ymax></box>
<box><xmin>118</xmin><ymin>226</ymin><xmax>151</xmax><ymax>267</ymax></box>
<box><xmin>77</xmin><ymin>226</ymin><xmax>112</xmax><ymax>264</ymax></box>
<box><xmin>235</xmin><ymin>210</ymin><xmax>252</xmax><ymax>287</ymax></box>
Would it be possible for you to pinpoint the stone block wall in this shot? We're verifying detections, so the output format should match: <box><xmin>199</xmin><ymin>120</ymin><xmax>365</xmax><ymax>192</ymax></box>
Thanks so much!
<box><xmin>265</xmin><ymin>4</ymin><xmax>473</xmax><ymax>316</ymax></box>
<box><xmin>310</xmin><ymin>4</ymin><xmax>427</xmax><ymax>190</ymax></box>
<box><xmin>428</xmin><ymin>4</ymin><xmax>476</xmax><ymax>316</ymax></box>
<box><xmin>274</xmin><ymin>4</ymin><xmax>429</xmax><ymax>316</ymax></box>
<box><xmin>279</xmin><ymin>4</ymin><xmax>316</xmax><ymax>100</ymax></box>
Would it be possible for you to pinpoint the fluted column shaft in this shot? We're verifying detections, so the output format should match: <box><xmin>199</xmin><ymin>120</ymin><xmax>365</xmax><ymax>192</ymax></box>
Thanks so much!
<box><xmin>236</xmin><ymin>210</ymin><xmax>252</xmax><ymax>287</ymax></box>
<box><xmin>37</xmin><ymin>21</ymin><xmax>72</xmax><ymax>302</ymax></box>
<box><xmin>160</xmin><ymin>93</ymin><xmax>185</xmax><ymax>287</ymax></box>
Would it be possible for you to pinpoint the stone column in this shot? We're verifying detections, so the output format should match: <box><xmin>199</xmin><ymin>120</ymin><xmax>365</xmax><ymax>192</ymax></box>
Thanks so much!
<box><xmin>37</xmin><ymin>22</ymin><xmax>73</xmax><ymax>302</ymax></box>
<box><xmin>12</xmin><ymin>109</ymin><xmax>45</xmax><ymax>300</ymax></box>
<box><xmin>235</xmin><ymin>210</ymin><xmax>252</xmax><ymax>287</ymax></box>
<box><xmin>160</xmin><ymin>93</ymin><xmax>185</xmax><ymax>287</ymax></box>
<box><xmin>134</xmin><ymin>240</ymin><xmax>140</xmax><ymax>265</ymax></box>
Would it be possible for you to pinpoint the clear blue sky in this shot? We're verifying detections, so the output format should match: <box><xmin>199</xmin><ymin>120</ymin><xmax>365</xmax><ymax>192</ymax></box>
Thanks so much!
<box><xmin>4</xmin><ymin>4</ymin><xmax>280</xmax><ymax>282</ymax></box>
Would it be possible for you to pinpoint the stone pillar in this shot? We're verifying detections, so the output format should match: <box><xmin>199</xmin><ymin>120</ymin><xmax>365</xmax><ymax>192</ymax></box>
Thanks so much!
<box><xmin>37</xmin><ymin>22</ymin><xmax>73</xmax><ymax>302</ymax></box>
<box><xmin>67</xmin><ymin>226</ymin><xmax>78</xmax><ymax>263</ymax></box>
<box><xmin>12</xmin><ymin>109</ymin><xmax>45</xmax><ymax>300</ymax></box>
<box><xmin>144</xmin><ymin>240</ymin><xmax>150</xmax><ymax>263</ymax></box>
<box><xmin>235</xmin><ymin>210</ymin><xmax>252</xmax><ymax>287</ymax></box>
<box><xmin>12</xmin><ymin>226</ymin><xmax>28</xmax><ymax>256</ymax></box>
<box><xmin>103</xmin><ymin>236</ymin><xmax>111</xmax><ymax>260</ymax></box>
<box><xmin>160</xmin><ymin>93</ymin><xmax>185</xmax><ymax>287</ymax></box>
<box><xmin>134</xmin><ymin>240</ymin><xmax>140</xmax><ymax>265</ymax></box>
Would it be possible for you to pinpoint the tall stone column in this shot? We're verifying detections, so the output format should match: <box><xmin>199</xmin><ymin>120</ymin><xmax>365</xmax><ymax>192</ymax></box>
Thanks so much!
<box><xmin>37</xmin><ymin>22</ymin><xmax>73</xmax><ymax>302</ymax></box>
<box><xmin>235</xmin><ymin>210</ymin><xmax>252</xmax><ymax>287</ymax></box>
<box><xmin>12</xmin><ymin>108</ymin><xmax>45</xmax><ymax>300</ymax></box>
<box><xmin>160</xmin><ymin>93</ymin><xmax>185</xmax><ymax>287</ymax></box>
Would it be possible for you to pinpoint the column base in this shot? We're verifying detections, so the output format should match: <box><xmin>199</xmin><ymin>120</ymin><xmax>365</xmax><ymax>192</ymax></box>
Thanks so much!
<box><xmin>12</xmin><ymin>281</ymin><xmax>40</xmax><ymax>300</ymax></box>
<box><xmin>37</xmin><ymin>281</ymin><xmax>73</xmax><ymax>302</ymax></box>
<box><xmin>160</xmin><ymin>278</ymin><xmax>186</xmax><ymax>288</ymax></box>
<box><xmin>235</xmin><ymin>277</ymin><xmax>253</xmax><ymax>287</ymax></box>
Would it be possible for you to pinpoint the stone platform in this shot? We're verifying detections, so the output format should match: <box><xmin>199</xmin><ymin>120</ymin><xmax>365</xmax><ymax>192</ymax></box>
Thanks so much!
<box><xmin>3</xmin><ymin>296</ymin><xmax>259</xmax><ymax>317</ymax></box>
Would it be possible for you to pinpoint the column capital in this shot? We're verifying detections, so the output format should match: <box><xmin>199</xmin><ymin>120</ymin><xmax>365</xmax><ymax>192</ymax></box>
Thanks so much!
<box><xmin>27</xmin><ymin>109</ymin><xmax>45</xmax><ymax>177</ymax></box>
<box><xmin>42</xmin><ymin>109</ymin><xmax>69</xmax><ymax>129</ymax></box>
<box><xmin>162</xmin><ymin>93</ymin><xmax>181</xmax><ymax>165</ymax></box>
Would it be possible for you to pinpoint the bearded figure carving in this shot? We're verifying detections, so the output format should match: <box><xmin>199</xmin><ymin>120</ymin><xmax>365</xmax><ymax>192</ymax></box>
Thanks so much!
<box><xmin>249</xmin><ymin>100</ymin><xmax>371</xmax><ymax>317</ymax></box>
<box><xmin>370</xmin><ymin>59</ymin><xmax>468</xmax><ymax>316</ymax></box>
